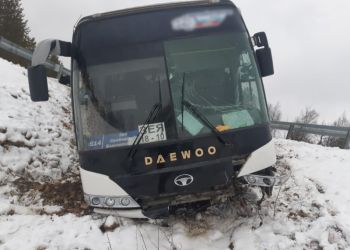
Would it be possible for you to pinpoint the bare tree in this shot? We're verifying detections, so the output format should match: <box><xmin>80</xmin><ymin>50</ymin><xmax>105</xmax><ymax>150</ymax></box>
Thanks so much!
<box><xmin>290</xmin><ymin>107</ymin><xmax>319</xmax><ymax>142</ymax></box>
<box><xmin>268</xmin><ymin>102</ymin><xmax>282</xmax><ymax>137</ymax></box>
<box><xmin>268</xmin><ymin>102</ymin><xmax>282</xmax><ymax>121</ymax></box>
<box><xmin>322</xmin><ymin>112</ymin><xmax>350</xmax><ymax>148</ymax></box>
<box><xmin>295</xmin><ymin>107</ymin><xmax>319</xmax><ymax>124</ymax></box>
<box><xmin>333</xmin><ymin>112</ymin><xmax>350</xmax><ymax>127</ymax></box>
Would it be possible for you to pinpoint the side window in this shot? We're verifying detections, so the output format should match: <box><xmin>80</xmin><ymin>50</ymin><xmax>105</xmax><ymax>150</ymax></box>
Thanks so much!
<box><xmin>241</xmin><ymin>81</ymin><xmax>259</xmax><ymax>109</ymax></box>
<box><xmin>238</xmin><ymin>51</ymin><xmax>268</xmax><ymax>124</ymax></box>
<box><xmin>239</xmin><ymin>52</ymin><xmax>257</xmax><ymax>108</ymax></box>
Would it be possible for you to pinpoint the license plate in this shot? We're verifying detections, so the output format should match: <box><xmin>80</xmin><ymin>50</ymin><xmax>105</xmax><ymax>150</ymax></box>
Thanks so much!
<box><xmin>138</xmin><ymin>122</ymin><xmax>167</xmax><ymax>144</ymax></box>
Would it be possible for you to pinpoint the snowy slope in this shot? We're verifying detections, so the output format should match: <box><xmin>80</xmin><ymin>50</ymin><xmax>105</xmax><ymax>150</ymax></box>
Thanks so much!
<box><xmin>0</xmin><ymin>58</ymin><xmax>350</xmax><ymax>250</ymax></box>
<box><xmin>0</xmin><ymin>58</ymin><xmax>76</xmax><ymax>180</ymax></box>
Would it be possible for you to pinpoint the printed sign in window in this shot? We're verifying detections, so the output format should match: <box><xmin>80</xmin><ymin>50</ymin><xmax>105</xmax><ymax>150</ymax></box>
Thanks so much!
<box><xmin>85</xmin><ymin>130</ymin><xmax>138</xmax><ymax>149</ymax></box>
<box><xmin>138</xmin><ymin>122</ymin><xmax>167</xmax><ymax>144</ymax></box>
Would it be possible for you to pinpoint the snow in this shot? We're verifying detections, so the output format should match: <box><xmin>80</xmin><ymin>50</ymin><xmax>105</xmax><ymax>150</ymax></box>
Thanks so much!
<box><xmin>0</xmin><ymin>58</ymin><xmax>350</xmax><ymax>249</ymax></box>
<box><xmin>0</xmin><ymin>58</ymin><xmax>77</xmax><ymax>180</ymax></box>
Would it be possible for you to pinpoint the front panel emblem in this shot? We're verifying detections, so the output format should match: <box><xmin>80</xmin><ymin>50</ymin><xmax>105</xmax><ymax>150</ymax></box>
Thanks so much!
<box><xmin>174</xmin><ymin>174</ymin><xmax>194</xmax><ymax>187</ymax></box>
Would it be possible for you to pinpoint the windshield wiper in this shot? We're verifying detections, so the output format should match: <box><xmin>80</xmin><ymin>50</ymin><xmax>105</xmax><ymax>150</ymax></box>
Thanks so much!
<box><xmin>127</xmin><ymin>78</ymin><xmax>163</xmax><ymax>160</ymax></box>
<box><xmin>127</xmin><ymin>103</ymin><xmax>161</xmax><ymax>160</ymax></box>
<box><xmin>182</xmin><ymin>100</ymin><xmax>233</xmax><ymax>147</ymax></box>
<box><xmin>181</xmin><ymin>73</ymin><xmax>186</xmax><ymax>131</ymax></box>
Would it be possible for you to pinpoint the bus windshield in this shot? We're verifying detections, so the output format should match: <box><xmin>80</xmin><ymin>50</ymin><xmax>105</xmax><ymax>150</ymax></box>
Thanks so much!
<box><xmin>73</xmin><ymin>32</ymin><xmax>269</xmax><ymax>151</ymax></box>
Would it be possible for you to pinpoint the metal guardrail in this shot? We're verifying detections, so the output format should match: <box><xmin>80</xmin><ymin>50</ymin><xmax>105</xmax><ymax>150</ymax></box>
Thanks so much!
<box><xmin>0</xmin><ymin>36</ymin><xmax>70</xmax><ymax>77</ymax></box>
<box><xmin>271</xmin><ymin>121</ymin><xmax>350</xmax><ymax>149</ymax></box>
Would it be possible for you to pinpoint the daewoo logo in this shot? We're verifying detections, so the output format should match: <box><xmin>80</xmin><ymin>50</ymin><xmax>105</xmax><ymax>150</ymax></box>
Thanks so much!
<box><xmin>174</xmin><ymin>174</ymin><xmax>194</xmax><ymax>187</ymax></box>
<box><xmin>144</xmin><ymin>146</ymin><xmax>217</xmax><ymax>166</ymax></box>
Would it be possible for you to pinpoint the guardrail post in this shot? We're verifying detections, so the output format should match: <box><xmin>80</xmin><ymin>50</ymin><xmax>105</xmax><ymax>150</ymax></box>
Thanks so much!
<box><xmin>286</xmin><ymin>124</ymin><xmax>294</xmax><ymax>139</ymax></box>
<box><xmin>57</xmin><ymin>64</ymin><xmax>64</xmax><ymax>80</ymax></box>
<box><xmin>344</xmin><ymin>129</ymin><xmax>350</xmax><ymax>149</ymax></box>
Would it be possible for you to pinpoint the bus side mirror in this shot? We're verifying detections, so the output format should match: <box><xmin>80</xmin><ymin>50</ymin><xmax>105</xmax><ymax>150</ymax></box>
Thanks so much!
<box><xmin>28</xmin><ymin>39</ymin><xmax>72</xmax><ymax>101</ymax></box>
<box><xmin>28</xmin><ymin>65</ymin><xmax>49</xmax><ymax>101</ymax></box>
<box><xmin>253</xmin><ymin>32</ymin><xmax>274</xmax><ymax>77</ymax></box>
<box><xmin>256</xmin><ymin>47</ymin><xmax>274</xmax><ymax>77</ymax></box>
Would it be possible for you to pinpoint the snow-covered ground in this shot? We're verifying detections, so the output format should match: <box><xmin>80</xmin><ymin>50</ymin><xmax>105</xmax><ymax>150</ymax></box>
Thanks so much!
<box><xmin>0</xmin><ymin>58</ymin><xmax>350</xmax><ymax>249</ymax></box>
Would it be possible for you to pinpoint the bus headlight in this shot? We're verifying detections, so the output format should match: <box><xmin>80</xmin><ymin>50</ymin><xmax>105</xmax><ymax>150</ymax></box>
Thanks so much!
<box><xmin>121</xmin><ymin>197</ymin><xmax>131</xmax><ymax>207</ymax></box>
<box><xmin>84</xmin><ymin>194</ymin><xmax>140</xmax><ymax>209</ymax></box>
<box><xmin>105</xmin><ymin>198</ymin><xmax>116</xmax><ymax>207</ymax></box>
<box><xmin>91</xmin><ymin>197</ymin><xmax>101</xmax><ymax>206</ymax></box>
<box><xmin>243</xmin><ymin>174</ymin><xmax>288</xmax><ymax>187</ymax></box>
<box><xmin>246</xmin><ymin>175</ymin><xmax>256</xmax><ymax>184</ymax></box>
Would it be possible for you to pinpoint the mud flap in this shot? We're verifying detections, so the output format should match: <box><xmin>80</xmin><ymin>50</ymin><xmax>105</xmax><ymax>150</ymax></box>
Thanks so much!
<box><xmin>142</xmin><ymin>205</ymin><xmax>170</xmax><ymax>219</ymax></box>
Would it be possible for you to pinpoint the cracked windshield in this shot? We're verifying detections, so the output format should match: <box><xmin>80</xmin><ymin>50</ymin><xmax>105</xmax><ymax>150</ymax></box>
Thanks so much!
<box><xmin>74</xmin><ymin>32</ymin><xmax>268</xmax><ymax>150</ymax></box>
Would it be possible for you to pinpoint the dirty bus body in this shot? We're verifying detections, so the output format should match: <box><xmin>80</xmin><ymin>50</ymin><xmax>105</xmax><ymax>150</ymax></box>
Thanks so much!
<box><xmin>27</xmin><ymin>0</ymin><xmax>284</xmax><ymax>219</ymax></box>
